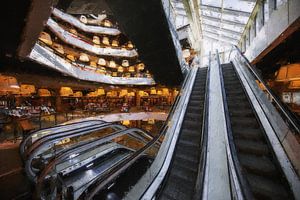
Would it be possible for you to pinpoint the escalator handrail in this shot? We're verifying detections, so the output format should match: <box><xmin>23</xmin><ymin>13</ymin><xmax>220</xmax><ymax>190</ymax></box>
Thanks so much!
<box><xmin>25</xmin><ymin>122</ymin><xmax>112</xmax><ymax>157</ymax></box>
<box><xmin>20</xmin><ymin>119</ymin><xmax>105</xmax><ymax>159</ymax></box>
<box><xmin>35</xmin><ymin>128</ymin><xmax>146</xmax><ymax>198</ymax></box>
<box><xmin>217</xmin><ymin>50</ymin><xmax>254</xmax><ymax>200</ymax></box>
<box><xmin>81</xmin><ymin>68</ymin><xmax>195</xmax><ymax>200</ymax></box>
<box><xmin>25</xmin><ymin>123</ymin><xmax>125</xmax><ymax>182</ymax></box>
<box><xmin>231</xmin><ymin>45</ymin><xmax>300</xmax><ymax>134</ymax></box>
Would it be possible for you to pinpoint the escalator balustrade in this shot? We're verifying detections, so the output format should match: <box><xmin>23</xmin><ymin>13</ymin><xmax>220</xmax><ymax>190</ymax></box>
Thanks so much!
<box><xmin>158</xmin><ymin>67</ymin><xmax>207</xmax><ymax>200</ymax></box>
<box><xmin>222</xmin><ymin>63</ymin><xmax>293</xmax><ymax>200</ymax></box>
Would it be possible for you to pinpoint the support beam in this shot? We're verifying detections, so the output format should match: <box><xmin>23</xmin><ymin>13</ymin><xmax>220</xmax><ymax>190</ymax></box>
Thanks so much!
<box><xmin>202</xmin><ymin>23</ymin><xmax>242</xmax><ymax>35</ymax></box>
<box><xmin>203</xmin><ymin>30</ymin><xmax>239</xmax><ymax>42</ymax></box>
<box><xmin>202</xmin><ymin>15</ymin><xmax>245</xmax><ymax>27</ymax></box>
<box><xmin>203</xmin><ymin>35</ymin><xmax>236</xmax><ymax>45</ymax></box>
<box><xmin>201</xmin><ymin>4</ymin><xmax>251</xmax><ymax>17</ymax></box>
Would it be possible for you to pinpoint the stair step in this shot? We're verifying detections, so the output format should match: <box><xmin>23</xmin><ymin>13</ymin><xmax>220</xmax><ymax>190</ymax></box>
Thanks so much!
<box><xmin>176</xmin><ymin>145</ymin><xmax>199</xmax><ymax>161</ymax></box>
<box><xmin>173</xmin><ymin>159</ymin><xmax>198</xmax><ymax>173</ymax></box>
<box><xmin>247</xmin><ymin>173</ymin><xmax>290</xmax><ymax>200</ymax></box>
<box><xmin>178</xmin><ymin>138</ymin><xmax>199</xmax><ymax>148</ymax></box>
<box><xmin>186</xmin><ymin>106</ymin><xmax>203</xmax><ymax>114</ymax></box>
<box><xmin>233</xmin><ymin>127</ymin><xmax>263</xmax><ymax>140</ymax></box>
<box><xmin>171</xmin><ymin>164</ymin><xmax>197</xmax><ymax>182</ymax></box>
<box><xmin>230</xmin><ymin>117</ymin><xmax>259</xmax><ymax>128</ymax></box>
<box><xmin>185</xmin><ymin>112</ymin><xmax>202</xmax><ymax>121</ymax></box>
<box><xmin>183</xmin><ymin>120</ymin><xmax>201</xmax><ymax>128</ymax></box>
<box><xmin>230</xmin><ymin>109</ymin><xmax>254</xmax><ymax>117</ymax></box>
<box><xmin>239</xmin><ymin>153</ymin><xmax>277</xmax><ymax>177</ymax></box>
<box><xmin>235</xmin><ymin>139</ymin><xmax>269</xmax><ymax>156</ymax></box>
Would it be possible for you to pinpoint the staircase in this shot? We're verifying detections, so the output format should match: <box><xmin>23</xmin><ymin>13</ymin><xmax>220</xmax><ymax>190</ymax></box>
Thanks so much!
<box><xmin>158</xmin><ymin>67</ymin><xmax>207</xmax><ymax>200</ymax></box>
<box><xmin>222</xmin><ymin>63</ymin><xmax>293</xmax><ymax>200</ymax></box>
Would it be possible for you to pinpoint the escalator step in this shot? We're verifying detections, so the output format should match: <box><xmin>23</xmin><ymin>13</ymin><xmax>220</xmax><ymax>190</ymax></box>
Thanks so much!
<box><xmin>178</xmin><ymin>138</ymin><xmax>199</xmax><ymax>148</ymax></box>
<box><xmin>190</xmin><ymin>95</ymin><xmax>204</xmax><ymax>100</ymax></box>
<box><xmin>239</xmin><ymin>153</ymin><xmax>277</xmax><ymax>177</ymax></box>
<box><xmin>247</xmin><ymin>173</ymin><xmax>289</xmax><ymax>200</ymax></box>
<box><xmin>186</xmin><ymin>106</ymin><xmax>202</xmax><ymax>114</ymax></box>
<box><xmin>230</xmin><ymin>117</ymin><xmax>259</xmax><ymax>128</ymax></box>
<box><xmin>173</xmin><ymin>159</ymin><xmax>198</xmax><ymax>173</ymax></box>
<box><xmin>162</xmin><ymin>177</ymin><xmax>193</xmax><ymax>200</ymax></box>
<box><xmin>235</xmin><ymin>139</ymin><xmax>269</xmax><ymax>156</ymax></box>
<box><xmin>184</xmin><ymin>120</ymin><xmax>201</xmax><ymax>128</ymax></box>
<box><xmin>230</xmin><ymin>109</ymin><xmax>254</xmax><ymax>117</ymax></box>
<box><xmin>227</xmin><ymin>101</ymin><xmax>251</xmax><ymax>109</ymax></box>
<box><xmin>176</xmin><ymin>146</ymin><xmax>199</xmax><ymax>161</ymax></box>
<box><xmin>233</xmin><ymin>127</ymin><xmax>263</xmax><ymax>140</ymax></box>
<box><xmin>189</xmin><ymin>100</ymin><xmax>202</xmax><ymax>107</ymax></box>
<box><xmin>171</xmin><ymin>164</ymin><xmax>197</xmax><ymax>182</ymax></box>
<box><xmin>226</xmin><ymin>95</ymin><xmax>248</xmax><ymax>101</ymax></box>
<box><xmin>185</xmin><ymin>113</ymin><xmax>202</xmax><ymax>121</ymax></box>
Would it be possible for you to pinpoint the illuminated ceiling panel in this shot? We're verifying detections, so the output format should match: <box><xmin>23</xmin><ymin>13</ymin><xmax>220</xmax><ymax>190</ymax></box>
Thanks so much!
<box><xmin>171</xmin><ymin>0</ymin><xmax>256</xmax><ymax>45</ymax></box>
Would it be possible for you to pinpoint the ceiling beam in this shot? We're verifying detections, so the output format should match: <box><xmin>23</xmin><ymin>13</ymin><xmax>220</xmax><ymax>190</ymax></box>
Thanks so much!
<box><xmin>203</xmin><ymin>35</ymin><xmax>236</xmax><ymax>45</ymax></box>
<box><xmin>202</xmin><ymin>23</ymin><xmax>242</xmax><ymax>35</ymax></box>
<box><xmin>201</xmin><ymin>16</ymin><xmax>245</xmax><ymax>27</ymax></box>
<box><xmin>203</xmin><ymin>30</ymin><xmax>239</xmax><ymax>42</ymax></box>
<box><xmin>201</xmin><ymin>14</ymin><xmax>246</xmax><ymax>26</ymax></box>
<box><xmin>203</xmin><ymin>28</ymin><xmax>240</xmax><ymax>40</ymax></box>
<box><xmin>200</xmin><ymin>4</ymin><xmax>251</xmax><ymax>17</ymax></box>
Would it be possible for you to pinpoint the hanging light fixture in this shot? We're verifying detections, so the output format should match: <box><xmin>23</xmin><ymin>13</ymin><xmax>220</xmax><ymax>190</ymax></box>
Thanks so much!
<box><xmin>79</xmin><ymin>15</ymin><xmax>88</xmax><ymax>24</ymax></box>
<box><xmin>92</xmin><ymin>36</ymin><xmax>100</xmax><ymax>45</ymax></box>
<box><xmin>20</xmin><ymin>84</ymin><xmax>35</xmax><ymax>96</ymax></box>
<box><xmin>90</xmin><ymin>61</ymin><xmax>97</xmax><ymax>68</ymax></box>
<box><xmin>112</xmin><ymin>72</ymin><xmax>118</xmax><ymax>77</ymax></box>
<box><xmin>67</xmin><ymin>54</ymin><xmax>76</xmax><ymax>62</ymax></box>
<box><xmin>118</xmin><ymin>66</ymin><xmax>124</xmax><ymax>73</ymax></box>
<box><xmin>53</xmin><ymin>43</ymin><xmax>64</xmax><ymax>55</ymax></box>
<box><xmin>96</xmin><ymin>88</ymin><xmax>105</xmax><ymax>96</ymax></box>
<box><xmin>69</xmin><ymin>29</ymin><xmax>78</xmax><ymax>36</ymax></box>
<box><xmin>112</xmin><ymin>40</ymin><xmax>119</xmax><ymax>47</ymax></box>
<box><xmin>79</xmin><ymin>53</ymin><xmax>90</xmax><ymax>62</ymax></box>
<box><xmin>60</xmin><ymin>87</ymin><xmax>73</xmax><ymax>97</ymax></box>
<box><xmin>39</xmin><ymin>32</ymin><xmax>52</xmax><ymax>46</ymax></box>
<box><xmin>108</xmin><ymin>60</ymin><xmax>117</xmax><ymax>68</ymax></box>
<box><xmin>150</xmin><ymin>87</ymin><xmax>157</xmax><ymax>95</ymax></box>
<box><xmin>98</xmin><ymin>58</ymin><xmax>106</xmax><ymax>66</ymax></box>
<box><xmin>102</xmin><ymin>36</ymin><xmax>110</xmax><ymax>45</ymax></box>
<box><xmin>74</xmin><ymin>91</ymin><xmax>83</xmax><ymax>97</ymax></box>
<box><xmin>38</xmin><ymin>89</ymin><xmax>51</xmax><ymax>97</ymax></box>
<box><xmin>137</xmin><ymin>63</ymin><xmax>145</xmax><ymax>71</ymax></box>
<box><xmin>103</xmin><ymin>19</ymin><xmax>112</xmax><ymax>27</ymax></box>
<box><xmin>128</xmin><ymin>66</ymin><xmax>135</xmax><ymax>72</ymax></box>
<box><xmin>127</xmin><ymin>41</ymin><xmax>134</xmax><ymax>49</ymax></box>
<box><xmin>122</xmin><ymin>60</ymin><xmax>129</xmax><ymax>67</ymax></box>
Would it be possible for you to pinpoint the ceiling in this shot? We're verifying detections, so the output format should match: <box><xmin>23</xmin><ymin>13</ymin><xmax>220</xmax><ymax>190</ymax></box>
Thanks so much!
<box><xmin>172</xmin><ymin>0</ymin><xmax>256</xmax><ymax>45</ymax></box>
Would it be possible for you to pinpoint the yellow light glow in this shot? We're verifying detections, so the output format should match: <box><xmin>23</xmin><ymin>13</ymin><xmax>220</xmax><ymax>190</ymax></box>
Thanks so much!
<box><xmin>79</xmin><ymin>53</ymin><xmax>90</xmax><ymax>62</ymax></box>
<box><xmin>112</xmin><ymin>40</ymin><xmax>119</xmax><ymax>47</ymax></box>
<box><xmin>122</xmin><ymin>60</ymin><xmax>129</xmax><ymax>67</ymax></box>
<box><xmin>275</xmin><ymin>63</ymin><xmax>300</xmax><ymax>82</ymax></box>
<box><xmin>102</xmin><ymin>36</ymin><xmax>110</xmax><ymax>45</ymax></box>
<box><xmin>98</xmin><ymin>58</ymin><xmax>106</xmax><ymax>66</ymax></box>
<box><xmin>60</xmin><ymin>87</ymin><xmax>73</xmax><ymax>97</ymax></box>
<box><xmin>39</xmin><ymin>32</ymin><xmax>52</xmax><ymax>46</ymax></box>
<box><xmin>92</xmin><ymin>36</ymin><xmax>100</xmax><ymax>45</ymax></box>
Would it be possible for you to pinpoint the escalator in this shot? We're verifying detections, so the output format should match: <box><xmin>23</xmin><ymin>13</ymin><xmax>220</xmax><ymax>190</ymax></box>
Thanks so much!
<box><xmin>158</xmin><ymin>67</ymin><xmax>207</xmax><ymax>200</ymax></box>
<box><xmin>221</xmin><ymin>63</ymin><xmax>293</xmax><ymax>199</ymax></box>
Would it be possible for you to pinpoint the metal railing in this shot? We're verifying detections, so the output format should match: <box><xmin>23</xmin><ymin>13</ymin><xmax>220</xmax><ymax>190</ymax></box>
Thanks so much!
<box><xmin>229</xmin><ymin>45</ymin><xmax>300</xmax><ymax>134</ymax></box>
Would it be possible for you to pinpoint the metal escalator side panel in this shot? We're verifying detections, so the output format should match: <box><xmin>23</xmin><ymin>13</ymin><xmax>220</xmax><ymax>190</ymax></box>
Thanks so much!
<box><xmin>25</xmin><ymin>124</ymin><xmax>127</xmax><ymax>182</ymax></box>
<box><xmin>20</xmin><ymin>119</ymin><xmax>105</xmax><ymax>160</ymax></box>
<box><xmin>25</xmin><ymin>122</ymin><xmax>113</xmax><ymax>157</ymax></box>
